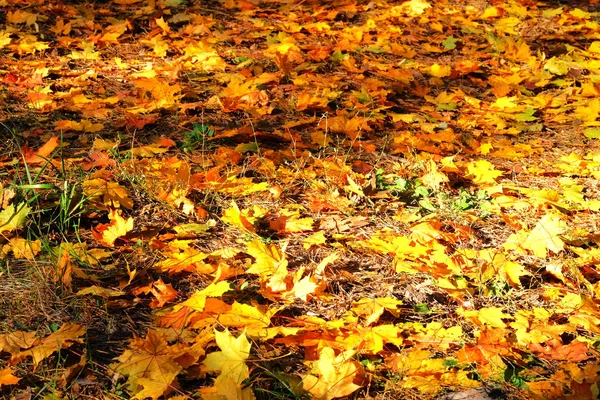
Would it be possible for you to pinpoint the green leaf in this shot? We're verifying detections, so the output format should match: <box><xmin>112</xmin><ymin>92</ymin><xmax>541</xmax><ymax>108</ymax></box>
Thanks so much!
<box><xmin>235</xmin><ymin>142</ymin><xmax>259</xmax><ymax>153</ymax></box>
<box><xmin>414</xmin><ymin>303</ymin><xmax>431</xmax><ymax>314</ymax></box>
<box><xmin>584</xmin><ymin>128</ymin><xmax>600</xmax><ymax>139</ymax></box>
<box><xmin>331</xmin><ymin>50</ymin><xmax>348</xmax><ymax>62</ymax></box>
<box><xmin>442</xmin><ymin>36</ymin><xmax>458</xmax><ymax>50</ymax></box>
<box><xmin>515</xmin><ymin>107</ymin><xmax>538</xmax><ymax>122</ymax></box>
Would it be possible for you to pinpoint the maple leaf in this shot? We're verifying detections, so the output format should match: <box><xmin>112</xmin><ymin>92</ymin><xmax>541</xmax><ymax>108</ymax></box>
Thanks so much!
<box><xmin>22</xmin><ymin>136</ymin><xmax>59</xmax><ymax>164</ymax></box>
<box><xmin>246</xmin><ymin>239</ymin><xmax>291</xmax><ymax>295</ymax></box>
<box><xmin>77</xmin><ymin>286</ymin><xmax>126</xmax><ymax>298</ymax></box>
<box><xmin>92</xmin><ymin>209</ymin><xmax>134</xmax><ymax>247</ymax></box>
<box><xmin>129</xmin><ymin>138</ymin><xmax>176</xmax><ymax>157</ymax></box>
<box><xmin>246</xmin><ymin>239</ymin><xmax>288</xmax><ymax>276</ymax></box>
<box><xmin>0</xmin><ymin>368</ymin><xmax>19</xmax><ymax>386</ymax></box>
<box><xmin>83</xmin><ymin>178</ymin><xmax>133</xmax><ymax>209</ymax></box>
<box><xmin>111</xmin><ymin>331</ymin><xmax>186</xmax><ymax>399</ymax></box>
<box><xmin>0</xmin><ymin>203</ymin><xmax>31</xmax><ymax>233</ymax></box>
<box><xmin>182</xmin><ymin>281</ymin><xmax>232</xmax><ymax>311</ymax></box>
<box><xmin>216</xmin><ymin>302</ymin><xmax>273</xmax><ymax>334</ymax></box>
<box><xmin>269</xmin><ymin>208</ymin><xmax>314</xmax><ymax>234</ymax></box>
<box><xmin>458</xmin><ymin>306</ymin><xmax>512</xmax><ymax>328</ymax></box>
<box><xmin>203</xmin><ymin>329</ymin><xmax>255</xmax><ymax>400</ymax></box>
<box><xmin>2</xmin><ymin>238</ymin><xmax>41</xmax><ymax>259</ymax></box>
<box><xmin>55</xmin><ymin>119</ymin><xmax>104</xmax><ymax>132</ymax></box>
<box><xmin>529</xmin><ymin>339</ymin><xmax>593</xmax><ymax>363</ymax></box>
<box><xmin>430</xmin><ymin>63</ymin><xmax>451</xmax><ymax>78</ymax></box>
<box><xmin>351</xmin><ymin>298</ymin><xmax>403</xmax><ymax>325</ymax></box>
<box><xmin>463</xmin><ymin>160</ymin><xmax>503</xmax><ymax>185</ymax></box>
<box><xmin>133</xmin><ymin>278</ymin><xmax>178</xmax><ymax>308</ymax></box>
<box><xmin>221</xmin><ymin>201</ymin><xmax>257</xmax><ymax>234</ymax></box>
<box><xmin>0</xmin><ymin>331</ymin><xmax>37</xmax><ymax>362</ymax></box>
<box><xmin>0</xmin><ymin>31</ymin><xmax>11</xmax><ymax>49</ymax></box>
<box><xmin>15</xmin><ymin>323</ymin><xmax>85</xmax><ymax>370</ymax></box>
<box><xmin>303</xmin><ymin>231</ymin><xmax>327</xmax><ymax>250</ymax></box>
<box><xmin>302</xmin><ymin>347</ymin><xmax>362</xmax><ymax>400</ymax></box>
<box><xmin>521</xmin><ymin>213</ymin><xmax>566</xmax><ymax>258</ymax></box>
<box><xmin>420</xmin><ymin>159</ymin><xmax>449</xmax><ymax>190</ymax></box>
<box><xmin>82</xmin><ymin>150</ymin><xmax>116</xmax><ymax>170</ymax></box>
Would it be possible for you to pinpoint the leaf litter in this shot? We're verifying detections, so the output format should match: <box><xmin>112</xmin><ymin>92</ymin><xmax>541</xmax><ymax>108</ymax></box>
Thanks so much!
<box><xmin>1</xmin><ymin>0</ymin><xmax>600</xmax><ymax>399</ymax></box>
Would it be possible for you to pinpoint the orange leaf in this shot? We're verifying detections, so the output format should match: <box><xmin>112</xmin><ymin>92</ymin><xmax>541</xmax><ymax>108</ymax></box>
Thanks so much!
<box><xmin>92</xmin><ymin>209</ymin><xmax>133</xmax><ymax>247</ymax></box>
<box><xmin>0</xmin><ymin>368</ymin><xmax>19</xmax><ymax>386</ymax></box>
<box><xmin>529</xmin><ymin>339</ymin><xmax>593</xmax><ymax>362</ymax></box>
<box><xmin>22</xmin><ymin>136</ymin><xmax>59</xmax><ymax>164</ymax></box>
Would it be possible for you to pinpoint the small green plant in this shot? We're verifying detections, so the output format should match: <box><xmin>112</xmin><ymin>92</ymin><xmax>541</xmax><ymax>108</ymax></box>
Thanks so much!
<box><xmin>181</xmin><ymin>123</ymin><xmax>214</xmax><ymax>152</ymax></box>
<box><xmin>451</xmin><ymin>188</ymin><xmax>490</xmax><ymax>212</ymax></box>
<box><xmin>375</xmin><ymin>169</ymin><xmax>433</xmax><ymax>210</ymax></box>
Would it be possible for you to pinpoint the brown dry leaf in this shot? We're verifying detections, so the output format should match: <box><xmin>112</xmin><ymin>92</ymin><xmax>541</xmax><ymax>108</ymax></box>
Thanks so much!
<box><xmin>76</xmin><ymin>286</ymin><xmax>126</xmax><ymax>298</ymax></box>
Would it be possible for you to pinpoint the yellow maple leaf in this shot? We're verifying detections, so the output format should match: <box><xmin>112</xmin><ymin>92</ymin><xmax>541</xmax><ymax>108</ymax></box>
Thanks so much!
<box><xmin>303</xmin><ymin>230</ymin><xmax>327</xmax><ymax>250</ymax></box>
<box><xmin>217</xmin><ymin>302</ymin><xmax>272</xmax><ymax>334</ymax></box>
<box><xmin>0</xmin><ymin>331</ymin><xmax>37</xmax><ymax>361</ymax></box>
<box><xmin>302</xmin><ymin>347</ymin><xmax>362</xmax><ymax>400</ymax></box>
<box><xmin>0</xmin><ymin>31</ymin><xmax>11</xmax><ymax>49</ymax></box>
<box><xmin>420</xmin><ymin>160</ymin><xmax>449</xmax><ymax>190</ymax></box>
<box><xmin>204</xmin><ymin>329</ymin><xmax>252</xmax><ymax>397</ymax></box>
<box><xmin>246</xmin><ymin>239</ymin><xmax>288</xmax><ymax>276</ymax></box>
<box><xmin>458</xmin><ymin>307</ymin><xmax>511</xmax><ymax>328</ymax></box>
<box><xmin>351</xmin><ymin>298</ymin><xmax>403</xmax><ymax>325</ymax></box>
<box><xmin>155</xmin><ymin>17</ymin><xmax>170</xmax><ymax>34</ymax></box>
<box><xmin>221</xmin><ymin>201</ymin><xmax>258</xmax><ymax>234</ymax></box>
<box><xmin>463</xmin><ymin>160</ymin><xmax>503</xmax><ymax>185</ymax></box>
<box><xmin>0</xmin><ymin>203</ymin><xmax>31</xmax><ymax>233</ymax></box>
<box><xmin>521</xmin><ymin>213</ymin><xmax>566</xmax><ymax>258</ymax></box>
<box><xmin>83</xmin><ymin>178</ymin><xmax>133</xmax><ymax>209</ymax></box>
<box><xmin>430</xmin><ymin>63</ymin><xmax>451</xmax><ymax>78</ymax></box>
<box><xmin>182</xmin><ymin>281</ymin><xmax>232</xmax><ymax>311</ymax></box>
<box><xmin>111</xmin><ymin>331</ymin><xmax>185</xmax><ymax>399</ymax></box>
<box><xmin>2</xmin><ymin>238</ymin><xmax>41</xmax><ymax>259</ymax></box>
<box><xmin>292</xmin><ymin>275</ymin><xmax>318</xmax><ymax>302</ymax></box>
<box><xmin>15</xmin><ymin>323</ymin><xmax>85</xmax><ymax>370</ymax></box>
<box><xmin>92</xmin><ymin>209</ymin><xmax>134</xmax><ymax>247</ymax></box>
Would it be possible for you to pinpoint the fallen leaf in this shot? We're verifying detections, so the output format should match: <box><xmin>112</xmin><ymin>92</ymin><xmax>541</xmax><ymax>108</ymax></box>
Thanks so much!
<box><xmin>92</xmin><ymin>209</ymin><xmax>134</xmax><ymax>247</ymax></box>
<box><xmin>302</xmin><ymin>347</ymin><xmax>362</xmax><ymax>400</ymax></box>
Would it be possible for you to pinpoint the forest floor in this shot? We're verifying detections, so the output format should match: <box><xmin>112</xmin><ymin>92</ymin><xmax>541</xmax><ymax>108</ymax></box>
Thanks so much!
<box><xmin>1</xmin><ymin>0</ymin><xmax>600</xmax><ymax>399</ymax></box>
